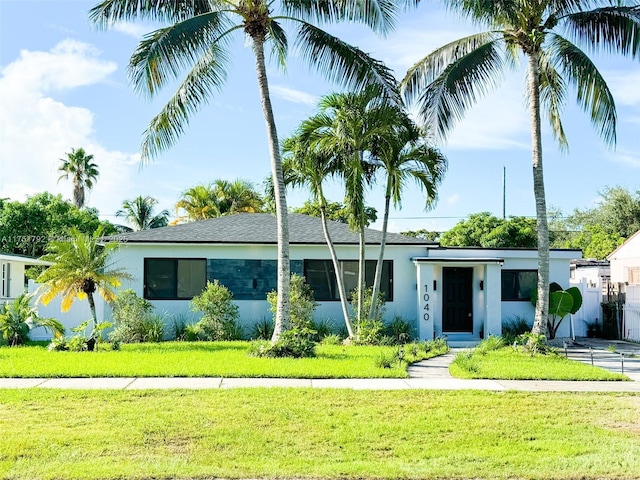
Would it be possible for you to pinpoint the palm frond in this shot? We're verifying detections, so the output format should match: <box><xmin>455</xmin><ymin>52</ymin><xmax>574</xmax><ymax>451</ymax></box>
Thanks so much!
<box><xmin>89</xmin><ymin>0</ymin><xmax>216</xmax><ymax>28</ymax></box>
<box><xmin>549</xmin><ymin>33</ymin><xmax>617</xmax><ymax>146</ymax></box>
<box><xmin>443</xmin><ymin>0</ymin><xmax>523</xmax><ymax>26</ymax></box>
<box><xmin>293</xmin><ymin>21</ymin><xmax>400</xmax><ymax>103</ymax></box>
<box><xmin>562</xmin><ymin>6</ymin><xmax>640</xmax><ymax>59</ymax></box>
<box><xmin>266</xmin><ymin>19</ymin><xmax>288</xmax><ymax>69</ymax></box>
<box><xmin>405</xmin><ymin>36</ymin><xmax>505</xmax><ymax>139</ymax></box>
<box><xmin>140</xmin><ymin>42</ymin><xmax>232</xmax><ymax>161</ymax></box>
<box><xmin>128</xmin><ymin>12</ymin><xmax>233</xmax><ymax>96</ymax></box>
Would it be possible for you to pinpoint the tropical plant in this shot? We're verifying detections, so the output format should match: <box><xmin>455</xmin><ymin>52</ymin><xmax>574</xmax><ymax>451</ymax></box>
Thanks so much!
<box><xmin>108</xmin><ymin>289</ymin><xmax>165</xmax><ymax>343</ymax></box>
<box><xmin>57</xmin><ymin>147</ymin><xmax>99</xmax><ymax>209</ymax></box>
<box><xmin>36</xmin><ymin>226</ymin><xmax>131</xmax><ymax>347</ymax></box>
<box><xmin>175</xmin><ymin>184</ymin><xmax>220</xmax><ymax>222</ymax></box>
<box><xmin>89</xmin><ymin>0</ymin><xmax>406</xmax><ymax>342</ymax></box>
<box><xmin>401</xmin><ymin>0</ymin><xmax>640</xmax><ymax>337</ymax></box>
<box><xmin>190</xmin><ymin>280</ymin><xmax>241</xmax><ymax>341</ymax></box>
<box><xmin>368</xmin><ymin>116</ymin><xmax>447</xmax><ymax>319</ymax></box>
<box><xmin>282</xmin><ymin>136</ymin><xmax>354</xmax><ymax>337</ymax></box>
<box><xmin>267</xmin><ymin>273</ymin><xmax>317</xmax><ymax>330</ymax></box>
<box><xmin>0</xmin><ymin>293</ymin><xmax>64</xmax><ymax>346</ymax></box>
<box><xmin>116</xmin><ymin>196</ymin><xmax>169</xmax><ymax>231</ymax></box>
<box><xmin>531</xmin><ymin>282</ymin><xmax>583</xmax><ymax>339</ymax></box>
<box><xmin>213</xmin><ymin>179</ymin><xmax>265</xmax><ymax>215</ymax></box>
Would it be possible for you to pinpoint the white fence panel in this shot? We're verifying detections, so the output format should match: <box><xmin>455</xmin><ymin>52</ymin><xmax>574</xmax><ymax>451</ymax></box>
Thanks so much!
<box><xmin>27</xmin><ymin>280</ymin><xmax>108</xmax><ymax>340</ymax></box>
<box><xmin>569</xmin><ymin>278</ymin><xmax>603</xmax><ymax>337</ymax></box>
<box><xmin>623</xmin><ymin>285</ymin><xmax>640</xmax><ymax>342</ymax></box>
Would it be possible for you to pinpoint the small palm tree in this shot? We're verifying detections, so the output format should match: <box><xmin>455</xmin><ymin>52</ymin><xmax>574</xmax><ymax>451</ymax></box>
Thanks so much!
<box><xmin>37</xmin><ymin>227</ymin><xmax>131</xmax><ymax>345</ymax></box>
<box><xmin>89</xmin><ymin>0</ymin><xmax>406</xmax><ymax>341</ymax></box>
<box><xmin>57</xmin><ymin>147</ymin><xmax>99</xmax><ymax>209</ymax></box>
<box><xmin>213</xmin><ymin>179</ymin><xmax>265</xmax><ymax>215</ymax></box>
<box><xmin>0</xmin><ymin>293</ymin><xmax>65</xmax><ymax>346</ymax></box>
<box><xmin>116</xmin><ymin>196</ymin><xmax>170</xmax><ymax>231</ymax></box>
<box><xmin>402</xmin><ymin>0</ymin><xmax>640</xmax><ymax>336</ymax></box>
<box><xmin>282</xmin><ymin>136</ymin><xmax>354</xmax><ymax>338</ymax></box>
<box><xmin>369</xmin><ymin>124</ymin><xmax>447</xmax><ymax>319</ymax></box>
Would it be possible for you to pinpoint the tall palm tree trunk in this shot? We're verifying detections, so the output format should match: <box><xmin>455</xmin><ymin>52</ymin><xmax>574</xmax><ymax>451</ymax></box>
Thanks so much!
<box><xmin>86</xmin><ymin>291</ymin><xmax>98</xmax><ymax>337</ymax></box>
<box><xmin>73</xmin><ymin>182</ymin><xmax>85</xmax><ymax>209</ymax></box>
<box><xmin>527</xmin><ymin>52</ymin><xmax>550</xmax><ymax>338</ymax></box>
<box><xmin>369</xmin><ymin>191</ymin><xmax>391</xmax><ymax>319</ymax></box>
<box><xmin>252</xmin><ymin>37</ymin><xmax>291</xmax><ymax>341</ymax></box>
<box><xmin>357</xmin><ymin>224</ymin><xmax>366</xmax><ymax>324</ymax></box>
<box><xmin>320</xmin><ymin>205</ymin><xmax>354</xmax><ymax>338</ymax></box>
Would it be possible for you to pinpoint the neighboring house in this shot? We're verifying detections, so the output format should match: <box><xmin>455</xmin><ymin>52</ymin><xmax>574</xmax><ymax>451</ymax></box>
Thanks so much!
<box><xmin>0</xmin><ymin>253</ymin><xmax>45</xmax><ymax>302</ymax></box>
<box><xmin>100</xmin><ymin>213</ymin><xmax>579</xmax><ymax>345</ymax></box>
<box><xmin>569</xmin><ymin>259</ymin><xmax>610</xmax><ymax>337</ymax></box>
<box><xmin>608</xmin><ymin>229</ymin><xmax>640</xmax><ymax>286</ymax></box>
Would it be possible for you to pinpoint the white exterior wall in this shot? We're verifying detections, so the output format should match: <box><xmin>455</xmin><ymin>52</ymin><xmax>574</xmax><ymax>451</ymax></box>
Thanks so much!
<box><xmin>0</xmin><ymin>261</ymin><xmax>26</xmax><ymax>300</ymax></box>
<box><xmin>110</xmin><ymin>242</ymin><xmax>428</xmax><ymax>332</ymax></box>
<box><xmin>608</xmin><ymin>231</ymin><xmax>640</xmax><ymax>285</ymax></box>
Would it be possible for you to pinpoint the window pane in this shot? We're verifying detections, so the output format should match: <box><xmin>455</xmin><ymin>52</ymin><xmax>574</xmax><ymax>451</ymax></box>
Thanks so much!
<box><xmin>177</xmin><ymin>259</ymin><xmax>206</xmax><ymax>298</ymax></box>
<box><xmin>304</xmin><ymin>260</ymin><xmax>337</xmax><ymax>301</ymax></box>
<box><xmin>501</xmin><ymin>270</ymin><xmax>537</xmax><ymax>301</ymax></box>
<box><xmin>342</xmin><ymin>261</ymin><xmax>359</xmax><ymax>298</ymax></box>
<box><xmin>145</xmin><ymin>259</ymin><xmax>175</xmax><ymax>299</ymax></box>
<box><xmin>516</xmin><ymin>271</ymin><xmax>537</xmax><ymax>300</ymax></box>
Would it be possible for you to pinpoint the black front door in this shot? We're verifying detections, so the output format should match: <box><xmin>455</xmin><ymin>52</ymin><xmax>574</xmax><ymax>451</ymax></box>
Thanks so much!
<box><xmin>442</xmin><ymin>267</ymin><xmax>473</xmax><ymax>333</ymax></box>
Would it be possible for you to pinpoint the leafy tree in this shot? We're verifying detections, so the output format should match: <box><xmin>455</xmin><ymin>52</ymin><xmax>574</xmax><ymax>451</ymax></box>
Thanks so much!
<box><xmin>57</xmin><ymin>147</ymin><xmax>99</xmax><ymax>209</ymax></box>
<box><xmin>175</xmin><ymin>184</ymin><xmax>220</xmax><ymax>221</ymax></box>
<box><xmin>402</xmin><ymin>0</ymin><xmax>640</xmax><ymax>337</ymax></box>
<box><xmin>440</xmin><ymin>212</ymin><xmax>504</xmax><ymax>247</ymax></box>
<box><xmin>116</xmin><ymin>195</ymin><xmax>169</xmax><ymax>231</ymax></box>
<box><xmin>293</xmin><ymin>200</ymin><xmax>377</xmax><ymax>226</ymax></box>
<box><xmin>400</xmin><ymin>229</ymin><xmax>441</xmax><ymax>242</ymax></box>
<box><xmin>0</xmin><ymin>192</ymin><xmax>116</xmax><ymax>258</ymax></box>
<box><xmin>441</xmin><ymin>213</ymin><xmax>538</xmax><ymax>248</ymax></box>
<box><xmin>213</xmin><ymin>179</ymin><xmax>265</xmax><ymax>215</ymax></box>
<box><xmin>0</xmin><ymin>293</ymin><xmax>64</xmax><ymax>346</ymax></box>
<box><xmin>89</xmin><ymin>0</ymin><xmax>406</xmax><ymax>342</ymax></box>
<box><xmin>36</xmin><ymin>227</ymin><xmax>132</xmax><ymax>348</ymax></box>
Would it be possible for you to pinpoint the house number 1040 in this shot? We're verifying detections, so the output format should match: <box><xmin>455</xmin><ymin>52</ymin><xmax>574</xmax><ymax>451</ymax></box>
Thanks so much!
<box><xmin>423</xmin><ymin>285</ymin><xmax>430</xmax><ymax>322</ymax></box>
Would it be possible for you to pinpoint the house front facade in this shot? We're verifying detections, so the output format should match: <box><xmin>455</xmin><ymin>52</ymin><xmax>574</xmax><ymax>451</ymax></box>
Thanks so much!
<box><xmin>0</xmin><ymin>253</ymin><xmax>45</xmax><ymax>302</ymax></box>
<box><xmin>608</xmin><ymin>229</ymin><xmax>640</xmax><ymax>286</ymax></box>
<box><xmin>103</xmin><ymin>214</ymin><xmax>580</xmax><ymax>343</ymax></box>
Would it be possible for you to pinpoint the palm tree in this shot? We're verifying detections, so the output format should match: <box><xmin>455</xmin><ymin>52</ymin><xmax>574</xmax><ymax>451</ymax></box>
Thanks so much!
<box><xmin>213</xmin><ymin>179</ymin><xmax>265</xmax><ymax>215</ymax></box>
<box><xmin>175</xmin><ymin>184</ymin><xmax>220</xmax><ymax>222</ymax></box>
<box><xmin>296</xmin><ymin>85</ymin><xmax>398</xmax><ymax>323</ymax></box>
<box><xmin>282</xmin><ymin>135</ymin><xmax>354</xmax><ymax>338</ymax></box>
<box><xmin>402</xmin><ymin>0</ymin><xmax>640</xmax><ymax>337</ymax></box>
<box><xmin>116</xmin><ymin>196</ymin><xmax>170</xmax><ymax>231</ymax></box>
<box><xmin>88</xmin><ymin>0</ymin><xmax>406</xmax><ymax>341</ymax></box>
<box><xmin>57</xmin><ymin>147</ymin><xmax>99</xmax><ymax>209</ymax></box>
<box><xmin>369</xmin><ymin>123</ymin><xmax>448</xmax><ymax>319</ymax></box>
<box><xmin>36</xmin><ymin>226</ymin><xmax>131</xmax><ymax>346</ymax></box>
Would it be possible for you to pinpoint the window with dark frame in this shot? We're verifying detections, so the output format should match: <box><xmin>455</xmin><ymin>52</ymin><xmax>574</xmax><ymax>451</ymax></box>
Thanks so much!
<box><xmin>144</xmin><ymin>258</ymin><xmax>206</xmax><ymax>300</ymax></box>
<box><xmin>304</xmin><ymin>259</ymin><xmax>393</xmax><ymax>302</ymax></box>
<box><xmin>501</xmin><ymin>269</ymin><xmax>538</xmax><ymax>301</ymax></box>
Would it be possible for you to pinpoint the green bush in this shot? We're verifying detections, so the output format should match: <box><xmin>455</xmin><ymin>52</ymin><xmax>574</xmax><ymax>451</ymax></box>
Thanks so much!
<box><xmin>384</xmin><ymin>316</ymin><xmax>416</xmax><ymax>344</ymax></box>
<box><xmin>109</xmin><ymin>290</ymin><xmax>163</xmax><ymax>343</ymax></box>
<box><xmin>0</xmin><ymin>293</ymin><xmax>64</xmax><ymax>346</ymax></box>
<box><xmin>310</xmin><ymin>318</ymin><xmax>335</xmax><ymax>341</ymax></box>
<box><xmin>475</xmin><ymin>335</ymin><xmax>505</xmax><ymax>355</ymax></box>
<box><xmin>502</xmin><ymin>316</ymin><xmax>531</xmax><ymax>344</ymax></box>
<box><xmin>251</xmin><ymin>327</ymin><xmax>317</xmax><ymax>358</ymax></box>
<box><xmin>251</xmin><ymin>318</ymin><xmax>274</xmax><ymax>340</ymax></box>
<box><xmin>320</xmin><ymin>333</ymin><xmax>343</xmax><ymax>346</ymax></box>
<box><xmin>190</xmin><ymin>280</ymin><xmax>241</xmax><ymax>341</ymax></box>
<box><xmin>351</xmin><ymin>287</ymin><xmax>386</xmax><ymax>345</ymax></box>
<box><xmin>267</xmin><ymin>274</ymin><xmax>318</xmax><ymax>330</ymax></box>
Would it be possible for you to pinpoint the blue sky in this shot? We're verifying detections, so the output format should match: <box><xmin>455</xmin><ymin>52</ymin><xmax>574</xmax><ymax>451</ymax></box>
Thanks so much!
<box><xmin>1</xmin><ymin>0</ymin><xmax>639</xmax><ymax>233</ymax></box>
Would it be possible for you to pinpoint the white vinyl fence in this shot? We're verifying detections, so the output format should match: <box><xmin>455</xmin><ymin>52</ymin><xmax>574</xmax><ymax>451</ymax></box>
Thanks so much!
<box><xmin>623</xmin><ymin>285</ymin><xmax>640</xmax><ymax>342</ymax></box>
<box><xmin>569</xmin><ymin>277</ymin><xmax>604</xmax><ymax>338</ymax></box>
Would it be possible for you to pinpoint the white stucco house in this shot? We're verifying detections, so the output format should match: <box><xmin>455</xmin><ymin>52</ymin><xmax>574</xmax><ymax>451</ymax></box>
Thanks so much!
<box><xmin>99</xmin><ymin>213</ymin><xmax>579</xmax><ymax>344</ymax></box>
<box><xmin>608</xmin><ymin>229</ymin><xmax>640</xmax><ymax>286</ymax></box>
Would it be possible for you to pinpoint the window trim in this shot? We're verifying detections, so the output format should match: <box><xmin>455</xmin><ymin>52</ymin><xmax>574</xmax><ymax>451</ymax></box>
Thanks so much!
<box><xmin>143</xmin><ymin>258</ymin><xmax>207</xmax><ymax>300</ymax></box>
<box><xmin>501</xmin><ymin>269</ymin><xmax>538</xmax><ymax>302</ymax></box>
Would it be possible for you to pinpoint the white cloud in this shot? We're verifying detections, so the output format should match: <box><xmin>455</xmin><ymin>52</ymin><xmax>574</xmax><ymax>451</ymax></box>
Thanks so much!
<box><xmin>446</xmin><ymin>194</ymin><xmax>461</xmax><ymax>205</ymax></box>
<box><xmin>605</xmin><ymin>69</ymin><xmax>640</xmax><ymax>106</ymax></box>
<box><xmin>0</xmin><ymin>40</ymin><xmax>140</xmax><ymax>218</ymax></box>
<box><xmin>271</xmin><ymin>85</ymin><xmax>318</xmax><ymax>105</ymax></box>
<box><xmin>611</xmin><ymin>149</ymin><xmax>640</xmax><ymax>169</ymax></box>
<box><xmin>112</xmin><ymin>22</ymin><xmax>153</xmax><ymax>39</ymax></box>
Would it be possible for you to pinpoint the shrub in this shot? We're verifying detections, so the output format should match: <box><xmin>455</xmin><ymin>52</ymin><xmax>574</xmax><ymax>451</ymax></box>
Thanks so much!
<box><xmin>251</xmin><ymin>318</ymin><xmax>274</xmax><ymax>340</ymax></box>
<box><xmin>502</xmin><ymin>316</ymin><xmax>531</xmax><ymax>344</ymax></box>
<box><xmin>475</xmin><ymin>335</ymin><xmax>505</xmax><ymax>355</ymax></box>
<box><xmin>320</xmin><ymin>333</ymin><xmax>343</xmax><ymax>346</ymax></box>
<box><xmin>384</xmin><ymin>316</ymin><xmax>416</xmax><ymax>344</ymax></box>
<box><xmin>0</xmin><ymin>293</ymin><xmax>64</xmax><ymax>346</ymax></box>
<box><xmin>190</xmin><ymin>280</ymin><xmax>240</xmax><ymax>341</ymax></box>
<box><xmin>310</xmin><ymin>318</ymin><xmax>335</xmax><ymax>341</ymax></box>
<box><xmin>351</xmin><ymin>287</ymin><xmax>386</xmax><ymax>345</ymax></box>
<box><xmin>267</xmin><ymin>274</ymin><xmax>318</xmax><ymax>329</ymax></box>
<box><xmin>109</xmin><ymin>290</ymin><xmax>161</xmax><ymax>343</ymax></box>
<box><xmin>251</xmin><ymin>327</ymin><xmax>317</xmax><ymax>358</ymax></box>
<box><xmin>452</xmin><ymin>350</ymin><xmax>480</xmax><ymax>373</ymax></box>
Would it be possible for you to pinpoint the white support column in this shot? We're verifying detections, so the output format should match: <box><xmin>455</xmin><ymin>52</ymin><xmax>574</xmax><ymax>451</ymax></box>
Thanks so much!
<box><xmin>415</xmin><ymin>261</ymin><xmax>435</xmax><ymax>340</ymax></box>
<box><xmin>485</xmin><ymin>263</ymin><xmax>502</xmax><ymax>336</ymax></box>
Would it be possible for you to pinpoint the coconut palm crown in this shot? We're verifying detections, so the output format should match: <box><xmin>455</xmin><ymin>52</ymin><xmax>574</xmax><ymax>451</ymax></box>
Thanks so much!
<box><xmin>116</xmin><ymin>195</ymin><xmax>170</xmax><ymax>231</ymax></box>
<box><xmin>57</xmin><ymin>147</ymin><xmax>99</xmax><ymax>209</ymax></box>
<box><xmin>89</xmin><ymin>0</ymin><xmax>410</xmax><ymax>340</ymax></box>
<box><xmin>401</xmin><ymin>0</ymin><xmax>640</xmax><ymax>336</ymax></box>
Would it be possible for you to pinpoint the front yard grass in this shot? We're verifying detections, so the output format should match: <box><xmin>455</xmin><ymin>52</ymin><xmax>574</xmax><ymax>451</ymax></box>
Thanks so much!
<box><xmin>450</xmin><ymin>346</ymin><xmax>629</xmax><ymax>381</ymax></box>
<box><xmin>1</xmin><ymin>388</ymin><xmax>639</xmax><ymax>479</ymax></box>
<box><xmin>0</xmin><ymin>340</ymin><xmax>446</xmax><ymax>378</ymax></box>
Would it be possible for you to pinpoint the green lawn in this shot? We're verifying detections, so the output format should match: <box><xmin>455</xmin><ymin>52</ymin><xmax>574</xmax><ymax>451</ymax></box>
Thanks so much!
<box><xmin>1</xmin><ymin>389</ymin><xmax>639</xmax><ymax>479</ymax></box>
<box><xmin>450</xmin><ymin>346</ymin><xmax>629</xmax><ymax>381</ymax></box>
<box><xmin>0</xmin><ymin>341</ymin><xmax>445</xmax><ymax>378</ymax></box>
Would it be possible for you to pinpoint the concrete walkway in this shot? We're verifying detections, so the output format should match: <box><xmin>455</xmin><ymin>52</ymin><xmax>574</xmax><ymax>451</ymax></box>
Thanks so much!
<box><xmin>1</xmin><ymin>338</ymin><xmax>638</xmax><ymax>392</ymax></box>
